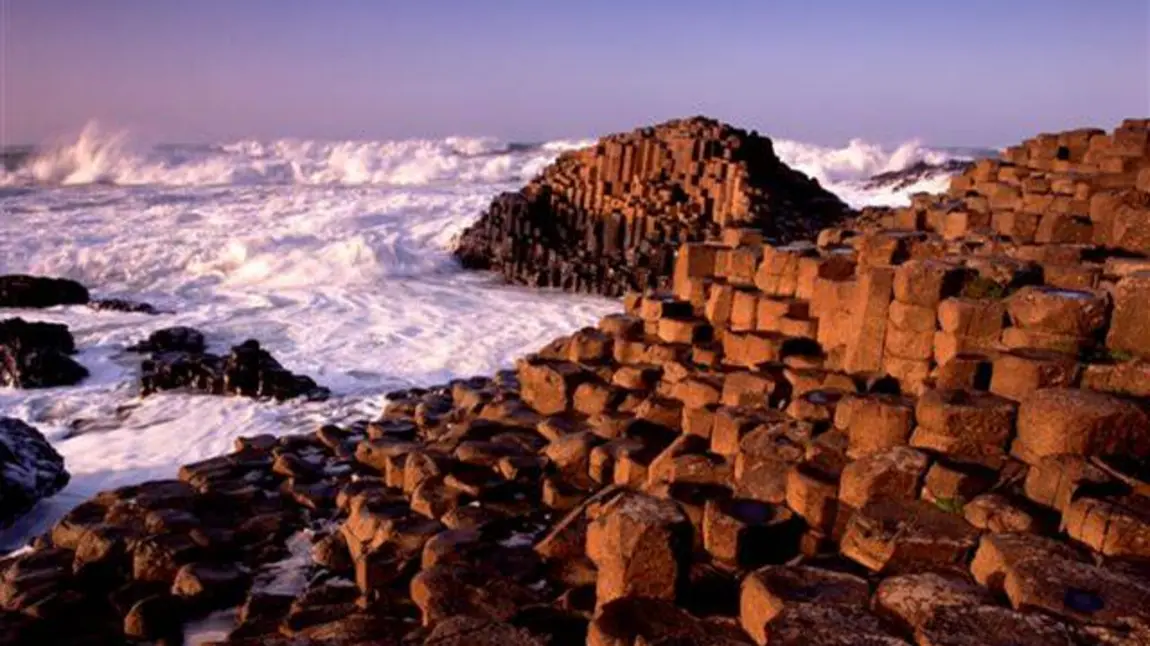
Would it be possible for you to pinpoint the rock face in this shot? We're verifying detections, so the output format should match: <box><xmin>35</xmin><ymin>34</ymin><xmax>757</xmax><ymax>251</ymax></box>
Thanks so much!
<box><xmin>7</xmin><ymin>119</ymin><xmax>1150</xmax><ymax>645</ymax></box>
<box><xmin>0</xmin><ymin>418</ymin><xmax>69</xmax><ymax>527</ymax></box>
<box><xmin>455</xmin><ymin>116</ymin><xmax>850</xmax><ymax>296</ymax></box>
<box><xmin>131</xmin><ymin>328</ymin><xmax>329</xmax><ymax>401</ymax></box>
<box><xmin>0</xmin><ymin>274</ymin><xmax>89</xmax><ymax>308</ymax></box>
<box><xmin>0</xmin><ymin>317</ymin><xmax>88</xmax><ymax>388</ymax></box>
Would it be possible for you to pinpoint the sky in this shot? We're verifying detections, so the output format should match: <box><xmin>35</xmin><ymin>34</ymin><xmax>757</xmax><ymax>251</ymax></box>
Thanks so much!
<box><xmin>1</xmin><ymin>0</ymin><xmax>1148</xmax><ymax>147</ymax></box>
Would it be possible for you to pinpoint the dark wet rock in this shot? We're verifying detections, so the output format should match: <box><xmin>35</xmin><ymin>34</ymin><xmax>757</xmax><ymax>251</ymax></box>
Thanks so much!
<box><xmin>0</xmin><ymin>317</ymin><xmax>88</xmax><ymax>388</ymax></box>
<box><xmin>0</xmin><ymin>274</ymin><xmax>89</xmax><ymax>308</ymax></box>
<box><xmin>0</xmin><ymin>418</ymin><xmax>69</xmax><ymax>528</ymax></box>
<box><xmin>140</xmin><ymin>338</ymin><xmax>329</xmax><ymax>401</ymax></box>
<box><xmin>90</xmin><ymin>298</ymin><xmax>162</xmax><ymax>315</ymax></box>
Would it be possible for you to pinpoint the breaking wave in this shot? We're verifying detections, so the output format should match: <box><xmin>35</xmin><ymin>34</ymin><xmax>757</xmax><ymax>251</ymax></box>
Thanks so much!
<box><xmin>2</xmin><ymin>122</ymin><xmax>971</xmax><ymax>204</ymax></box>
<box><xmin>0</xmin><ymin>122</ymin><xmax>593</xmax><ymax>188</ymax></box>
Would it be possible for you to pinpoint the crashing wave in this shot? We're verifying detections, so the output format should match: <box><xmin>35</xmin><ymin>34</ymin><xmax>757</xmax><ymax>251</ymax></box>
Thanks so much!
<box><xmin>0</xmin><ymin>121</ymin><xmax>971</xmax><ymax>209</ymax></box>
<box><xmin>0</xmin><ymin>123</ymin><xmax>593</xmax><ymax>188</ymax></box>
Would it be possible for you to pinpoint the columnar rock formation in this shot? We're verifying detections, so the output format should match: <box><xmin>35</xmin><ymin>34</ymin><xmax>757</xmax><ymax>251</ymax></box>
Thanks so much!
<box><xmin>455</xmin><ymin>117</ymin><xmax>850</xmax><ymax>296</ymax></box>
<box><xmin>3</xmin><ymin>120</ymin><xmax>1150</xmax><ymax>645</ymax></box>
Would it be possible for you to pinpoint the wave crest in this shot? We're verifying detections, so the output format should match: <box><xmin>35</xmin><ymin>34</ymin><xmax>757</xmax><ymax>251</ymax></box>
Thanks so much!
<box><xmin>0</xmin><ymin>122</ymin><xmax>593</xmax><ymax>188</ymax></box>
<box><xmin>772</xmin><ymin>137</ymin><xmax>969</xmax><ymax>207</ymax></box>
<box><xmin>1</xmin><ymin>121</ymin><xmax>968</xmax><ymax>206</ymax></box>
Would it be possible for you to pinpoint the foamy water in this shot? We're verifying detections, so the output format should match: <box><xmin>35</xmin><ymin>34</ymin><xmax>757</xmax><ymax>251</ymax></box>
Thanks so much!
<box><xmin>0</xmin><ymin>124</ymin><xmax>965</xmax><ymax>549</ymax></box>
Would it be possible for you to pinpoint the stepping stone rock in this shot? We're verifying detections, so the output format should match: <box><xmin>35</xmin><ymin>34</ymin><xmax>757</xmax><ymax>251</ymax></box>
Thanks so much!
<box><xmin>586</xmin><ymin>597</ymin><xmax>711</xmax><ymax>646</ymax></box>
<box><xmin>915</xmin><ymin>604</ymin><xmax>1077</xmax><ymax>646</ymax></box>
<box><xmin>962</xmin><ymin>493</ymin><xmax>1039</xmax><ymax>533</ymax></box>
<box><xmin>1107</xmin><ymin>271</ymin><xmax>1150</xmax><ymax>357</ymax></box>
<box><xmin>873</xmin><ymin>572</ymin><xmax>993</xmax><ymax>633</ymax></box>
<box><xmin>702</xmin><ymin>498</ymin><xmax>800</xmax><ymax>567</ymax></box>
<box><xmin>838</xmin><ymin>446</ymin><xmax>929</xmax><ymax>511</ymax></box>
<box><xmin>738</xmin><ymin>565</ymin><xmax>869</xmax><ymax>644</ymax></box>
<box><xmin>761</xmin><ymin>603</ymin><xmax>910</xmax><ymax>646</ymax></box>
<box><xmin>1005</xmin><ymin>285</ymin><xmax>1109</xmax><ymax>337</ymax></box>
<box><xmin>840</xmin><ymin>499</ymin><xmax>980</xmax><ymax>574</ymax></box>
<box><xmin>424</xmin><ymin>616</ymin><xmax>545</xmax><ymax>646</ymax></box>
<box><xmin>586</xmin><ymin>492</ymin><xmax>693</xmax><ymax>608</ymax></box>
<box><xmin>518</xmin><ymin>358</ymin><xmax>591</xmax><ymax>415</ymax></box>
<box><xmin>1001</xmin><ymin>551</ymin><xmax>1150</xmax><ymax>628</ymax></box>
<box><xmin>1013</xmin><ymin>388</ymin><xmax>1150</xmax><ymax>465</ymax></box>
<box><xmin>410</xmin><ymin>563</ymin><xmax>540</xmax><ymax>627</ymax></box>
<box><xmin>1062</xmin><ymin>493</ymin><xmax>1150</xmax><ymax>558</ymax></box>
<box><xmin>910</xmin><ymin>389</ymin><xmax>1016</xmax><ymax>468</ymax></box>
<box><xmin>171</xmin><ymin>561</ymin><xmax>246</xmax><ymax>599</ymax></box>
<box><xmin>989</xmin><ymin>349</ymin><xmax>1079</xmax><ymax>402</ymax></box>
<box><xmin>842</xmin><ymin>394</ymin><xmax>915</xmax><ymax>459</ymax></box>
<box><xmin>968</xmin><ymin>532</ymin><xmax>1085</xmax><ymax>591</ymax></box>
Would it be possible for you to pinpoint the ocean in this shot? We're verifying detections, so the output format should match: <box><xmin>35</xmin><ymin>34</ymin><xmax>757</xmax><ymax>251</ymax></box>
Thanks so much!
<box><xmin>0</xmin><ymin>123</ymin><xmax>970</xmax><ymax>549</ymax></box>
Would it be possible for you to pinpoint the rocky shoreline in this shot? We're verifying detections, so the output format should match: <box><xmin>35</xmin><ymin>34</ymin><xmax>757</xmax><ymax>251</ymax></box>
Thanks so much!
<box><xmin>2</xmin><ymin>118</ymin><xmax>1150</xmax><ymax>644</ymax></box>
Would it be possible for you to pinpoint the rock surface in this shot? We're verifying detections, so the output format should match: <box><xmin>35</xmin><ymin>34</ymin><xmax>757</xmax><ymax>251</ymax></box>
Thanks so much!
<box><xmin>0</xmin><ymin>317</ymin><xmax>88</xmax><ymax>388</ymax></box>
<box><xmin>0</xmin><ymin>418</ymin><xmax>69</xmax><ymax>527</ymax></box>
<box><xmin>455</xmin><ymin>116</ymin><xmax>850</xmax><ymax>296</ymax></box>
<box><xmin>5</xmin><ymin>118</ymin><xmax>1150</xmax><ymax>645</ymax></box>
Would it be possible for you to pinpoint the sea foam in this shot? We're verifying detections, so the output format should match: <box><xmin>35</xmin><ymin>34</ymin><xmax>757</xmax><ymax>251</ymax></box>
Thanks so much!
<box><xmin>1</xmin><ymin>121</ymin><xmax>968</xmax><ymax>207</ymax></box>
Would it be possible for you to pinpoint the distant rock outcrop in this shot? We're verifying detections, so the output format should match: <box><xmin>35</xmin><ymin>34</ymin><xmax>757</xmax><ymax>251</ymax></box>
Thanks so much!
<box><xmin>0</xmin><ymin>275</ymin><xmax>89</xmax><ymax>308</ymax></box>
<box><xmin>861</xmin><ymin>159</ymin><xmax>975</xmax><ymax>193</ymax></box>
<box><xmin>89</xmin><ymin>298</ymin><xmax>162</xmax><ymax>315</ymax></box>
<box><xmin>455</xmin><ymin>116</ymin><xmax>850</xmax><ymax>296</ymax></box>
<box><xmin>0</xmin><ymin>317</ymin><xmax>88</xmax><ymax>388</ymax></box>
<box><xmin>0</xmin><ymin>417</ymin><xmax>69</xmax><ymax>527</ymax></box>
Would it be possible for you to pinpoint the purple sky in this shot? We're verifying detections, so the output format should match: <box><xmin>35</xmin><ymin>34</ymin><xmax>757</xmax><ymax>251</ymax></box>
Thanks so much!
<box><xmin>2</xmin><ymin>0</ymin><xmax>1148</xmax><ymax>146</ymax></box>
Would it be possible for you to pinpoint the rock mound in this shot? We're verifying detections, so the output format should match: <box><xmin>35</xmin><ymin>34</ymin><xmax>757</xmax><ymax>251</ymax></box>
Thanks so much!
<box><xmin>0</xmin><ymin>317</ymin><xmax>88</xmax><ymax>388</ymax></box>
<box><xmin>0</xmin><ymin>274</ymin><xmax>89</xmax><ymax>308</ymax></box>
<box><xmin>455</xmin><ymin>116</ymin><xmax>849</xmax><ymax>296</ymax></box>
<box><xmin>132</xmin><ymin>328</ymin><xmax>329</xmax><ymax>401</ymax></box>
<box><xmin>0</xmin><ymin>418</ymin><xmax>69</xmax><ymax>527</ymax></box>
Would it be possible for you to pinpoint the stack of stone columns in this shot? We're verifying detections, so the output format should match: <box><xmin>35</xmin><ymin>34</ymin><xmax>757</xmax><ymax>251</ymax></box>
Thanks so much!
<box><xmin>455</xmin><ymin>116</ymin><xmax>849</xmax><ymax>296</ymax></box>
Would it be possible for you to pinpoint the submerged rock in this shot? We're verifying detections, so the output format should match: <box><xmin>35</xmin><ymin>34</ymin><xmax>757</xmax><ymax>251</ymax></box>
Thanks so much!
<box><xmin>128</xmin><ymin>326</ymin><xmax>206</xmax><ymax>354</ymax></box>
<box><xmin>90</xmin><ymin>298</ymin><xmax>162</xmax><ymax>315</ymax></box>
<box><xmin>0</xmin><ymin>417</ymin><xmax>69</xmax><ymax>527</ymax></box>
<box><xmin>0</xmin><ymin>317</ymin><xmax>88</xmax><ymax>388</ymax></box>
